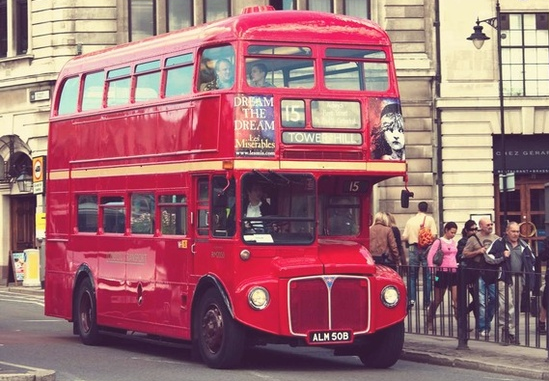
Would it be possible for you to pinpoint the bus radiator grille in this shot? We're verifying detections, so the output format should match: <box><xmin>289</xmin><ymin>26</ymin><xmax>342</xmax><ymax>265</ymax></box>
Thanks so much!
<box><xmin>288</xmin><ymin>276</ymin><xmax>369</xmax><ymax>335</ymax></box>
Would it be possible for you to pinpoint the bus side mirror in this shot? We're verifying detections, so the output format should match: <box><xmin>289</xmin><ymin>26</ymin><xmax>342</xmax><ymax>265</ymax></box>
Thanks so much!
<box><xmin>401</xmin><ymin>189</ymin><xmax>414</xmax><ymax>208</ymax></box>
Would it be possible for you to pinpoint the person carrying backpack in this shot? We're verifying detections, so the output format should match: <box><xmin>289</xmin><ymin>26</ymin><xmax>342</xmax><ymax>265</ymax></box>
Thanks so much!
<box><xmin>402</xmin><ymin>201</ymin><xmax>437</xmax><ymax>309</ymax></box>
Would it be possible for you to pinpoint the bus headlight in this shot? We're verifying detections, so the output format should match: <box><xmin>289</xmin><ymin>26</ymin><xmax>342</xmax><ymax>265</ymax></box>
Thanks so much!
<box><xmin>381</xmin><ymin>285</ymin><xmax>400</xmax><ymax>308</ymax></box>
<box><xmin>248</xmin><ymin>287</ymin><xmax>269</xmax><ymax>310</ymax></box>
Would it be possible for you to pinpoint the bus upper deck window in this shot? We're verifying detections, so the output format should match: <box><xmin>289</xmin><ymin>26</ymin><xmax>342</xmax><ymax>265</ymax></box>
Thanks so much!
<box><xmin>324</xmin><ymin>48</ymin><xmax>389</xmax><ymax>92</ymax></box>
<box><xmin>58</xmin><ymin>76</ymin><xmax>79</xmax><ymax>115</ymax></box>
<box><xmin>107</xmin><ymin>66</ymin><xmax>131</xmax><ymax>107</ymax></box>
<box><xmin>198</xmin><ymin>45</ymin><xmax>235</xmax><ymax>92</ymax></box>
<box><xmin>165</xmin><ymin>53</ymin><xmax>194</xmax><ymax>97</ymax></box>
<box><xmin>81</xmin><ymin>71</ymin><xmax>105</xmax><ymax>111</ymax></box>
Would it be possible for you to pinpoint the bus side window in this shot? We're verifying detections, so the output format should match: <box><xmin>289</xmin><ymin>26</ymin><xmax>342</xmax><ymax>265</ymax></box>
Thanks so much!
<box><xmin>159</xmin><ymin>194</ymin><xmax>187</xmax><ymax>235</ymax></box>
<box><xmin>165</xmin><ymin>53</ymin><xmax>194</xmax><ymax>97</ymax></box>
<box><xmin>101</xmin><ymin>196</ymin><xmax>126</xmax><ymax>234</ymax></box>
<box><xmin>58</xmin><ymin>76</ymin><xmax>80</xmax><ymax>115</ymax></box>
<box><xmin>77</xmin><ymin>195</ymin><xmax>98</xmax><ymax>233</ymax></box>
<box><xmin>131</xmin><ymin>193</ymin><xmax>154</xmax><ymax>234</ymax></box>
<box><xmin>82</xmin><ymin>71</ymin><xmax>105</xmax><ymax>111</ymax></box>
<box><xmin>197</xmin><ymin>45</ymin><xmax>235</xmax><ymax>92</ymax></box>
<box><xmin>165</xmin><ymin>65</ymin><xmax>193</xmax><ymax>97</ymax></box>
<box><xmin>107</xmin><ymin>66</ymin><xmax>131</xmax><ymax>107</ymax></box>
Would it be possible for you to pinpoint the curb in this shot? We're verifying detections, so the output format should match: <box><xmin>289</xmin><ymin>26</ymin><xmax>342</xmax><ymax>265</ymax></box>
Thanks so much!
<box><xmin>0</xmin><ymin>362</ymin><xmax>55</xmax><ymax>381</ymax></box>
<box><xmin>401</xmin><ymin>350</ymin><xmax>549</xmax><ymax>380</ymax></box>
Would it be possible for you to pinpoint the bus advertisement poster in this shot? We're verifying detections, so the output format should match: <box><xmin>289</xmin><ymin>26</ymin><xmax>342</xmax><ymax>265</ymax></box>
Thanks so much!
<box><xmin>234</xmin><ymin>94</ymin><xmax>275</xmax><ymax>157</ymax></box>
<box><xmin>11</xmin><ymin>252</ymin><xmax>26</xmax><ymax>282</ymax></box>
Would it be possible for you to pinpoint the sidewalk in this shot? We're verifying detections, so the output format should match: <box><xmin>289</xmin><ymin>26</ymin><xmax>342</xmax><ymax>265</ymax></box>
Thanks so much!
<box><xmin>402</xmin><ymin>333</ymin><xmax>549</xmax><ymax>379</ymax></box>
<box><xmin>3</xmin><ymin>285</ymin><xmax>549</xmax><ymax>379</ymax></box>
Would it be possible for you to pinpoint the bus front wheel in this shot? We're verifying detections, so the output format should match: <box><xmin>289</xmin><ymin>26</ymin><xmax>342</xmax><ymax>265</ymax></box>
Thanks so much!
<box><xmin>195</xmin><ymin>288</ymin><xmax>245</xmax><ymax>369</ymax></box>
<box><xmin>359</xmin><ymin>321</ymin><xmax>404</xmax><ymax>368</ymax></box>
<box><xmin>75</xmin><ymin>277</ymin><xmax>102</xmax><ymax>346</ymax></box>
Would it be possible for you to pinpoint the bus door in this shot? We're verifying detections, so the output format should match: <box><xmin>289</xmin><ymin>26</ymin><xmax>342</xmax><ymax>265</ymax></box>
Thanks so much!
<box><xmin>154</xmin><ymin>192</ymin><xmax>192</xmax><ymax>332</ymax></box>
<box><xmin>191</xmin><ymin>175</ymin><xmax>236</xmax><ymax>280</ymax></box>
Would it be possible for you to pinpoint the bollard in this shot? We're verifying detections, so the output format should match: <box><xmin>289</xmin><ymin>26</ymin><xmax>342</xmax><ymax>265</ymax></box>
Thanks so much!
<box><xmin>23</xmin><ymin>249</ymin><xmax>41</xmax><ymax>287</ymax></box>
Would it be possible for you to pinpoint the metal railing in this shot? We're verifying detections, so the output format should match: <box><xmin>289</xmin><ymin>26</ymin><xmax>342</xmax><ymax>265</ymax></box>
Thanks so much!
<box><xmin>398</xmin><ymin>264</ymin><xmax>549</xmax><ymax>358</ymax></box>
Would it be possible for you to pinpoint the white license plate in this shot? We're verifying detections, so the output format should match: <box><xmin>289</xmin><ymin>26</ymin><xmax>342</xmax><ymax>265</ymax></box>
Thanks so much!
<box><xmin>307</xmin><ymin>330</ymin><xmax>353</xmax><ymax>345</ymax></box>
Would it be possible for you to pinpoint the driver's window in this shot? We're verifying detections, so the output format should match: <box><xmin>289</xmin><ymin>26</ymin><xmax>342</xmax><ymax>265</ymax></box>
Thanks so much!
<box><xmin>241</xmin><ymin>177</ymin><xmax>276</xmax><ymax>234</ymax></box>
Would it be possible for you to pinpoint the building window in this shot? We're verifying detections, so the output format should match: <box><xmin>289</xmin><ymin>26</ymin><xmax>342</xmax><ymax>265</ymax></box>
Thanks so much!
<box><xmin>0</xmin><ymin>0</ymin><xmax>28</xmax><ymax>58</ymax></box>
<box><xmin>307</xmin><ymin>0</ymin><xmax>332</xmax><ymax>12</ymax></box>
<box><xmin>502</xmin><ymin>13</ymin><xmax>549</xmax><ymax>96</ymax></box>
<box><xmin>167</xmin><ymin>0</ymin><xmax>192</xmax><ymax>31</ymax></box>
<box><xmin>204</xmin><ymin>0</ymin><xmax>229</xmax><ymax>23</ymax></box>
<box><xmin>270</xmin><ymin>0</ymin><xmax>294</xmax><ymax>9</ymax></box>
<box><xmin>129</xmin><ymin>0</ymin><xmax>156</xmax><ymax>42</ymax></box>
<box><xmin>344</xmin><ymin>0</ymin><xmax>369</xmax><ymax>19</ymax></box>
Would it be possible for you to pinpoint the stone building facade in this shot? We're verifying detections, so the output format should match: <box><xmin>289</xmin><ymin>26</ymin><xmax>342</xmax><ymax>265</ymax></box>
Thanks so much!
<box><xmin>2</xmin><ymin>0</ymin><xmax>547</xmax><ymax>283</ymax></box>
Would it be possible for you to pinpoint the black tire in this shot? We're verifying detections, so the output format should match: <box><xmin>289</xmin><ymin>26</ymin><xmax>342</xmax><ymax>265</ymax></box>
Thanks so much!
<box><xmin>195</xmin><ymin>288</ymin><xmax>245</xmax><ymax>369</ymax></box>
<box><xmin>75</xmin><ymin>277</ymin><xmax>102</xmax><ymax>345</ymax></box>
<box><xmin>359</xmin><ymin>321</ymin><xmax>404</xmax><ymax>368</ymax></box>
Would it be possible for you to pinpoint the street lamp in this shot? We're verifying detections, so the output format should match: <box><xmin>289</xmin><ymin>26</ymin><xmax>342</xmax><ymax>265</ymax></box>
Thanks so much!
<box><xmin>467</xmin><ymin>0</ymin><xmax>507</xmax><ymax>232</ymax></box>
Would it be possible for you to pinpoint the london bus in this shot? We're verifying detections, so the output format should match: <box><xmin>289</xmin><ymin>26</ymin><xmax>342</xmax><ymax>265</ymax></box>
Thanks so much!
<box><xmin>45</xmin><ymin>6</ymin><xmax>411</xmax><ymax>369</ymax></box>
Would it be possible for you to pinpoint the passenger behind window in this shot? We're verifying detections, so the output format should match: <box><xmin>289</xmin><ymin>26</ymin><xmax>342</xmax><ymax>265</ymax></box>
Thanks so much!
<box><xmin>200</xmin><ymin>58</ymin><xmax>234</xmax><ymax>91</ymax></box>
<box><xmin>248</xmin><ymin>63</ymin><xmax>275</xmax><ymax>88</ymax></box>
<box><xmin>198</xmin><ymin>57</ymin><xmax>215</xmax><ymax>88</ymax></box>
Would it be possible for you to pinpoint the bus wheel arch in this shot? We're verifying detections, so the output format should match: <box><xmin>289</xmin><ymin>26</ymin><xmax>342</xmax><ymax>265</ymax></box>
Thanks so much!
<box><xmin>73</xmin><ymin>272</ymin><xmax>102</xmax><ymax>346</ymax></box>
<box><xmin>359</xmin><ymin>321</ymin><xmax>404</xmax><ymax>368</ymax></box>
<box><xmin>192</xmin><ymin>279</ymin><xmax>245</xmax><ymax>369</ymax></box>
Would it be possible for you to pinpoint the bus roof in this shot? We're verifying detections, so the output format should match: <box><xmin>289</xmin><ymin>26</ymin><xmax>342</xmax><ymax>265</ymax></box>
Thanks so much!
<box><xmin>60</xmin><ymin>10</ymin><xmax>391</xmax><ymax>76</ymax></box>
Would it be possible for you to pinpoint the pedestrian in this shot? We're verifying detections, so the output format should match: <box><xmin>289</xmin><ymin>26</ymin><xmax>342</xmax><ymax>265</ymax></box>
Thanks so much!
<box><xmin>458</xmin><ymin>220</ymin><xmax>480</xmax><ymax>319</ymax></box>
<box><xmin>387</xmin><ymin>212</ymin><xmax>407</xmax><ymax>266</ymax></box>
<box><xmin>426</xmin><ymin>222</ymin><xmax>458</xmax><ymax>331</ymax></box>
<box><xmin>402</xmin><ymin>201</ymin><xmax>437</xmax><ymax>309</ymax></box>
<box><xmin>369</xmin><ymin>212</ymin><xmax>400</xmax><ymax>269</ymax></box>
<box><xmin>462</xmin><ymin>217</ymin><xmax>499</xmax><ymax>338</ymax></box>
<box><xmin>488</xmin><ymin>221</ymin><xmax>535</xmax><ymax>345</ymax></box>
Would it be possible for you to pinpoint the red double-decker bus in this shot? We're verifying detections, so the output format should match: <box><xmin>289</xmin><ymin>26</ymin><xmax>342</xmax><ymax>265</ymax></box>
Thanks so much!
<box><xmin>45</xmin><ymin>6</ymin><xmax>410</xmax><ymax>369</ymax></box>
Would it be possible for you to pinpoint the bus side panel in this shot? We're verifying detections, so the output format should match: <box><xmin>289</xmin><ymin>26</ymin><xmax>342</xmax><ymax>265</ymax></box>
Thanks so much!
<box><xmin>154</xmin><ymin>238</ymin><xmax>192</xmax><ymax>339</ymax></box>
<box><xmin>157</xmin><ymin>104</ymin><xmax>193</xmax><ymax>155</ymax></box>
<box><xmin>44</xmin><ymin>241</ymin><xmax>73</xmax><ymax>319</ymax></box>
<box><xmin>45</xmin><ymin>180</ymin><xmax>72</xmax><ymax>319</ymax></box>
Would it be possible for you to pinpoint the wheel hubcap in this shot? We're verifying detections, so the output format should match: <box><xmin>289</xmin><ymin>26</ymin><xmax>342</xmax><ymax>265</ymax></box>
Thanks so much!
<box><xmin>201</xmin><ymin>304</ymin><xmax>224</xmax><ymax>354</ymax></box>
<box><xmin>79</xmin><ymin>291</ymin><xmax>92</xmax><ymax>333</ymax></box>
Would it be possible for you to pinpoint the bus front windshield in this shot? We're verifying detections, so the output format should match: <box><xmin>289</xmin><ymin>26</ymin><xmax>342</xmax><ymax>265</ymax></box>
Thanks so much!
<box><xmin>240</xmin><ymin>172</ymin><xmax>315</xmax><ymax>244</ymax></box>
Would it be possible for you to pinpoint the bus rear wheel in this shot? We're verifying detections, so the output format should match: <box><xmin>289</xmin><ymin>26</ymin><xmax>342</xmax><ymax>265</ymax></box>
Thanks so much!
<box><xmin>75</xmin><ymin>277</ymin><xmax>102</xmax><ymax>345</ymax></box>
<box><xmin>359</xmin><ymin>321</ymin><xmax>404</xmax><ymax>368</ymax></box>
<box><xmin>195</xmin><ymin>288</ymin><xmax>245</xmax><ymax>369</ymax></box>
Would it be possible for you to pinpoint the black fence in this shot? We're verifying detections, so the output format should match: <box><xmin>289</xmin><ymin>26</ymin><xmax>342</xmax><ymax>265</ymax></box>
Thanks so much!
<box><xmin>398</xmin><ymin>264</ymin><xmax>549</xmax><ymax>357</ymax></box>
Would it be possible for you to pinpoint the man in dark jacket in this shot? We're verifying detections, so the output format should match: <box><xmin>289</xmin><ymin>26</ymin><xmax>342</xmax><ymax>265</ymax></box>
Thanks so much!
<box><xmin>488</xmin><ymin>221</ymin><xmax>536</xmax><ymax>345</ymax></box>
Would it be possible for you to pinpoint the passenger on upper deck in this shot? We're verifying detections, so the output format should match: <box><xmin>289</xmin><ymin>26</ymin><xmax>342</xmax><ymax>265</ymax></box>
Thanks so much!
<box><xmin>200</xmin><ymin>58</ymin><xmax>234</xmax><ymax>91</ymax></box>
<box><xmin>248</xmin><ymin>63</ymin><xmax>275</xmax><ymax>88</ymax></box>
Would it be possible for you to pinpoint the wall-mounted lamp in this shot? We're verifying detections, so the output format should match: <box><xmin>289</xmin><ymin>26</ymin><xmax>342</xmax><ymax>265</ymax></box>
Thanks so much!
<box><xmin>15</xmin><ymin>166</ymin><xmax>33</xmax><ymax>193</ymax></box>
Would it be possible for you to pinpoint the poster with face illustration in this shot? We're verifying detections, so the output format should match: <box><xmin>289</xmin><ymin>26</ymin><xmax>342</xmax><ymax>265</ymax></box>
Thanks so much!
<box><xmin>369</xmin><ymin>98</ymin><xmax>405</xmax><ymax>161</ymax></box>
